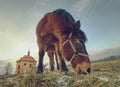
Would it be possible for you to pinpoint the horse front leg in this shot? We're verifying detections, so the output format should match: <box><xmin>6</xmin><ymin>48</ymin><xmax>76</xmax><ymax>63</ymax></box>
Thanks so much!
<box><xmin>57</xmin><ymin>51</ymin><xmax>68</xmax><ymax>71</ymax></box>
<box><xmin>37</xmin><ymin>50</ymin><xmax>45</xmax><ymax>73</ymax></box>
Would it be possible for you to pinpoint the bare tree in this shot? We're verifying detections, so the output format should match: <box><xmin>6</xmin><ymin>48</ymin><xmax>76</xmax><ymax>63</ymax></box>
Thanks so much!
<box><xmin>0</xmin><ymin>71</ymin><xmax>2</xmax><ymax>75</ymax></box>
<box><xmin>4</xmin><ymin>62</ymin><xmax>13</xmax><ymax>75</ymax></box>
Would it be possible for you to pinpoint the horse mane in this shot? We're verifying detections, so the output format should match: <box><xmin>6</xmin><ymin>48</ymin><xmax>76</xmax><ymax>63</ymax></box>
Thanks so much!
<box><xmin>53</xmin><ymin>9</ymin><xmax>75</xmax><ymax>23</ymax></box>
<box><xmin>78</xmin><ymin>29</ymin><xmax>87</xmax><ymax>42</ymax></box>
<box><xmin>53</xmin><ymin>9</ymin><xmax>87</xmax><ymax>42</ymax></box>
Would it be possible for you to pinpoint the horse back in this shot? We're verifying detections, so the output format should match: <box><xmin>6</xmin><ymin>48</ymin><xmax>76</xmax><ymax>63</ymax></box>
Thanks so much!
<box><xmin>37</xmin><ymin>12</ymin><xmax>74</xmax><ymax>37</ymax></box>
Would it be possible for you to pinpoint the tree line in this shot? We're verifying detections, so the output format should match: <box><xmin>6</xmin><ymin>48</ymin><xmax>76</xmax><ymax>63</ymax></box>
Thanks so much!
<box><xmin>0</xmin><ymin>62</ymin><xmax>13</xmax><ymax>75</ymax></box>
<box><xmin>92</xmin><ymin>55</ymin><xmax>120</xmax><ymax>63</ymax></box>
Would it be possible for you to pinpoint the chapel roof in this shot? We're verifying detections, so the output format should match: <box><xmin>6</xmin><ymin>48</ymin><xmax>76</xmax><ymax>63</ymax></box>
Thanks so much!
<box><xmin>17</xmin><ymin>51</ymin><xmax>37</xmax><ymax>62</ymax></box>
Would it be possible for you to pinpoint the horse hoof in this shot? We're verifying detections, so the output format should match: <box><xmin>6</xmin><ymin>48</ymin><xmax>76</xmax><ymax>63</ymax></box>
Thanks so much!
<box><xmin>37</xmin><ymin>70</ymin><xmax>43</xmax><ymax>74</ymax></box>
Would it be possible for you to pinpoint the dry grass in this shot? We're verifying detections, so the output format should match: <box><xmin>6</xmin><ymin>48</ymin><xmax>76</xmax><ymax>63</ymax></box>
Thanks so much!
<box><xmin>0</xmin><ymin>59</ymin><xmax>120</xmax><ymax>87</ymax></box>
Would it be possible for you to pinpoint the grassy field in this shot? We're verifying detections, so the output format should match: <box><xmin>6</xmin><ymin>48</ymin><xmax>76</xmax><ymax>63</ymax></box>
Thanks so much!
<box><xmin>0</xmin><ymin>59</ymin><xmax>120</xmax><ymax>87</ymax></box>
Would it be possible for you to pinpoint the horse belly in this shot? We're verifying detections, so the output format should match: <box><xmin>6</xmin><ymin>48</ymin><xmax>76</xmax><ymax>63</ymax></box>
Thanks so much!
<box><xmin>46</xmin><ymin>43</ymin><xmax>55</xmax><ymax>52</ymax></box>
<box><xmin>43</xmin><ymin>34</ymin><xmax>58</xmax><ymax>52</ymax></box>
<box><xmin>36</xmin><ymin>13</ymin><xmax>62</xmax><ymax>52</ymax></box>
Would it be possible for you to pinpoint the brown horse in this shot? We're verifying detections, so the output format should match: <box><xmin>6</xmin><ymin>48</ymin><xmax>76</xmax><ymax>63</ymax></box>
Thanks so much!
<box><xmin>36</xmin><ymin>9</ymin><xmax>91</xmax><ymax>74</ymax></box>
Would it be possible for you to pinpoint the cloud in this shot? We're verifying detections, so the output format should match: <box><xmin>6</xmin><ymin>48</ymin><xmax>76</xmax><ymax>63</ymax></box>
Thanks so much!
<box><xmin>0</xmin><ymin>18</ymin><xmax>37</xmax><ymax>59</ymax></box>
<box><xmin>72</xmin><ymin>0</ymin><xmax>93</xmax><ymax>17</ymax></box>
<box><xmin>0</xmin><ymin>0</ymin><xmax>120</xmax><ymax>64</ymax></box>
<box><xmin>73</xmin><ymin>0</ymin><xmax>90</xmax><ymax>12</ymax></box>
<box><xmin>0</xmin><ymin>1</ymin><xmax>39</xmax><ymax>59</ymax></box>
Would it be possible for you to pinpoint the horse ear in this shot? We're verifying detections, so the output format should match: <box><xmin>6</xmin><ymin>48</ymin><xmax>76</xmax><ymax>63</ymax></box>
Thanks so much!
<box><xmin>74</xmin><ymin>20</ymin><xmax>81</xmax><ymax>29</ymax></box>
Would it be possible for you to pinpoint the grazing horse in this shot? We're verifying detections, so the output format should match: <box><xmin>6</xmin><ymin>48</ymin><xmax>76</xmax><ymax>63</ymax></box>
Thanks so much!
<box><xmin>36</xmin><ymin>9</ymin><xmax>91</xmax><ymax>74</ymax></box>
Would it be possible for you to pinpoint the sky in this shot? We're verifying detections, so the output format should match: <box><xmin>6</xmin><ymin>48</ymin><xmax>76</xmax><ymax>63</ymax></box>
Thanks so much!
<box><xmin>0</xmin><ymin>0</ymin><xmax>120</xmax><ymax>63</ymax></box>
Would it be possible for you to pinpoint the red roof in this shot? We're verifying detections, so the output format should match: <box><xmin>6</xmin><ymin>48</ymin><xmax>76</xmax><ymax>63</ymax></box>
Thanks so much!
<box><xmin>17</xmin><ymin>51</ymin><xmax>37</xmax><ymax>62</ymax></box>
<box><xmin>21</xmin><ymin>55</ymin><xmax>37</xmax><ymax>62</ymax></box>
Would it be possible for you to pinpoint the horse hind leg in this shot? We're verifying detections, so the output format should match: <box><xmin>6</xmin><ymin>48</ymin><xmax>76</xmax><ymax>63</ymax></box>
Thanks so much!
<box><xmin>47</xmin><ymin>52</ymin><xmax>55</xmax><ymax>71</ymax></box>
<box><xmin>37</xmin><ymin>35</ymin><xmax>45</xmax><ymax>73</ymax></box>
<box><xmin>37</xmin><ymin>50</ymin><xmax>45</xmax><ymax>73</ymax></box>
<box><xmin>55</xmin><ymin>52</ymin><xmax>60</xmax><ymax>70</ymax></box>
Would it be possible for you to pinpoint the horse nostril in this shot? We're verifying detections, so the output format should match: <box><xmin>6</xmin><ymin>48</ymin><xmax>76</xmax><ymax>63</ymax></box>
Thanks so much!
<box><xmin>87</xmin><ymin>68</ymin><xmax>91</xmax><ymax>74</ymax></box>
<box><xmin>82</xmin><ymin>72</ymin><xmax>87</xmax><ymax>75</ymax></box>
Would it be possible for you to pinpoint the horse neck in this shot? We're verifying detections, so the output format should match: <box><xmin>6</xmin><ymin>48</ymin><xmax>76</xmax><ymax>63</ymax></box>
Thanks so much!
<box><xmin>59</xmin><ymin>34</ymin><xmax>69</xmax><ymax>47</ymax></box>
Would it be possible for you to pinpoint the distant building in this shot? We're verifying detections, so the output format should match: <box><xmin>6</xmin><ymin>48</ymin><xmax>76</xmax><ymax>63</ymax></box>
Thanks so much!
<box><xmin>16</xmin><ymin>51</ymin><xmax>37</xmax><ymax>74</ymax></box>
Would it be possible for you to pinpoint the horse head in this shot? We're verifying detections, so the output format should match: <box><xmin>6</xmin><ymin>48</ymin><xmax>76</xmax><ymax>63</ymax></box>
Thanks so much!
<box><xmin>61</xmin><ymin>20</ymin><xmax>91</xmax><ymax>75</ymax></box>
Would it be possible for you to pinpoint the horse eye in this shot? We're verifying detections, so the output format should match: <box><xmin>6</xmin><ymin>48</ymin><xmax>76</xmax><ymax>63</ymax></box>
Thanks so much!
<box><xmin>75</xmin><ymin>43</ymin><xmax>82</xmax><ymax>52</ymax></box>
<box><xmin>79</xmin><ymin>39</ymin><xmax>85</xmax><ymax>44</ymax></box>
